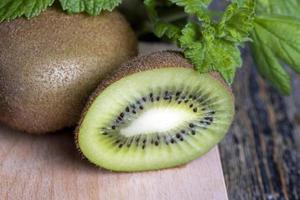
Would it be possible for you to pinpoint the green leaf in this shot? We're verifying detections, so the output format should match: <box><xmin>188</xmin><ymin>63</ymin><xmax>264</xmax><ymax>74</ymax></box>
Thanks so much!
<box><xmin>217</xmin><ymin>0</ymin><xmax>255</xmax><ymax>43</ymax></box>
<box><xmin>59</xmin><ymin>0</ymin><xmax>121</xmax><ymax>15</ymax></box>
<box><xmin>168</xmin><ymin>0</ymin><xmax>211</xmax><ymax>17</ymax></box>
<box><xmin>253</xmin><ymin>1</ymin><xmax>300</xmax><ymax>94</ymax></box>
<box><xmin>179</xmin><ymin>23</ymin><xmax>242</xmax><ymax>84</ymax></box>
<box><xmin>251</xmin><ymin>15</ymin><xmax>300</xmax><ymax>94</ymax></box>
<box><xmin>256</xmin><ymin>0</ymin><xmax>300</xmax><ymax>18</ymax></box>
<box><xmin>144</xmin><ymin>0</ymin><xmax>182</xmax><ymax>41</ymax></box>
<box><xmin>178</xmin><ymin>23</ymin><xmax>206</xmax><ymax>70</ymax></box>
<box><xmin>0</xmin><ymin>0</ymin><xmax>55</xmax><ymax>22</ymax></box>
<box><xmin>203</xmin><ymin>39</ymin><xmax>242</xmax><ymax>84</ymax></box>
<box><xmin>144</xmin><ymin>0</ymin><xmax>156</xmax><ymax>18</ymax></box>
<box><xmin>153</xmin><ymin>21</ymin><xmax>181</xmax><ymax>40</ymax></box>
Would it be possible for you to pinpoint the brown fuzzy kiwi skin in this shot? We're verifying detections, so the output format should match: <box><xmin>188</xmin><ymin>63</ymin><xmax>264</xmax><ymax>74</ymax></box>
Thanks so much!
<box><xmin>75</xmin><ymin>51</ymin><xmax>234</xmax><ymax>169</ymax></box>
<box><xmin>0</xmin><ymin>8</ymin><xmax>137</xmax><ymax>134</ymax></box>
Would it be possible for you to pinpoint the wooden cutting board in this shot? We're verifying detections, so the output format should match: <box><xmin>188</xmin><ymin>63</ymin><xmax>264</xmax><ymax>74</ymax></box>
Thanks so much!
<box><xmin>0</xmin><ymin>43</ymin><xmax>228</xmax><ymax>200</ymax></box>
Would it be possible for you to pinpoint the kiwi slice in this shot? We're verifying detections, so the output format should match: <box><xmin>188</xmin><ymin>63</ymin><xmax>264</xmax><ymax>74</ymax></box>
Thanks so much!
<box><xmin>77</xmin><ymin>51</ymin><xmax>234</xmax><ymax>172</ymax></box>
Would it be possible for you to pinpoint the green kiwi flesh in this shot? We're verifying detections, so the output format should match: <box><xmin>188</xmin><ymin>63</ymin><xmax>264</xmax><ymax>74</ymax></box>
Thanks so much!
<box><xmin>77</xmin><ymin>51</ymin><xmax>234</xmax><ymax>172</ymax></box>
<box><xmin>0</xmin><ymin>9</ymin><xmax>137</xmax><ymax>134</ymax></box>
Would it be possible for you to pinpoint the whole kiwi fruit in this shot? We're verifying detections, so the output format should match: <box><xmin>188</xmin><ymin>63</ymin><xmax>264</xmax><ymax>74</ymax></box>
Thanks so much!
<box><xmin>76</xmin><ymin>51</ymin><xmax>234</xmax><ymax>172</ymax></box>
<box><xmin>0</xmin><ymin>8</ymin><xmax>137</xmax><ymax>134</ymax></box>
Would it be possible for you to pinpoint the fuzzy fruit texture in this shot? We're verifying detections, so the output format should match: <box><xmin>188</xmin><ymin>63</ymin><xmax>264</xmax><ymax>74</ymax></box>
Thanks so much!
<box><xmin>0</xmin><ymin>9</ymin><xmax>137</xmax><ymax>134</ymax></box>
<box><xmin>76</xmin><ymin>51</ymin><xmax>235</xmax><ymax>172</ymax></box>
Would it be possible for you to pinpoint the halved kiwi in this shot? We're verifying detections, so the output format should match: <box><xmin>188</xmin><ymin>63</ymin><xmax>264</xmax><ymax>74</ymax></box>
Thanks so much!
<box><xmin>76</xmin><ymin>51</ymin><xmax>234</xmax><ymax>172</ymax></box>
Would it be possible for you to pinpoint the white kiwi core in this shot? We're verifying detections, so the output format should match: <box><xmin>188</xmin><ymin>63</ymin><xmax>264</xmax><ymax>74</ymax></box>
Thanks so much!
<box><xmin>120</xmin><ymin>107</ymin><xmax>198</xmax><ymax>137</ymax></box>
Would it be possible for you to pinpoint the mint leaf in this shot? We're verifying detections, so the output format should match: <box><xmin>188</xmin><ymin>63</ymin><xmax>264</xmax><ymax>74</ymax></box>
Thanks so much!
<box><xmin>256</xmin><ymin>0</ymin><xmax>300</xmax><ymax>18</ymax></box>
<box><xmin>204</xmin><ymin>39</ymin><xmax>242</xmax><ymax>84</ymax></box>
<box><xmin>185</xmin><ymin>39</ymin><xmax>242</xmax><ymax>84</ymax></box>
<box><xmin>0</xmin><ymin>0</ymin><xmax>54</xmax><ymax>22</ymax></box>
<box><xmin>251</xmin><ymin>15</ymin><xmax>300</xmax><ymax>94</ymax></box>
<box><xmin>178</xmin><ymin>23</ymin><xmax>205</xmax><ymax>71</ymax></box>
<box><xmin>253</xmin><ymin>1</ymin><xmax>300</xmax><ymax>94</ymax></box>
<box><xmin>179</xmin><ymin>23</ymin><xmax>242</xmax><ymax>84</ymax></box>
<box><xmin>153</xmin><ymin>21</ymin><xmax>181</xmax><ymax>40</ymax></box>
<box><xmin>59</xmin><ymin>0</ymin><xmax>121</xmax><ymax>15</ymax></box>
<box><xmin>168</xmin><ymin>0</ymin><xmax>212</xmax><ymax>17</ymax></box>
<box><xmin>217</xmin><ymin>0</ymin><xmax>255</xmax><ymax>43</ymax></box>
<box><xmin>251</xmin><ymin>32</ymin><xmax>291</xmax><ymax>94</ymax></box>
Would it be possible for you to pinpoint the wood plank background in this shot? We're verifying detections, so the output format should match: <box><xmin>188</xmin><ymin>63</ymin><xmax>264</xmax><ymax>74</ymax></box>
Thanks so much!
<box><xmin>220</xmin><ymin>49</ymin><xmax>300</xmax><ymax>200</ymax></box>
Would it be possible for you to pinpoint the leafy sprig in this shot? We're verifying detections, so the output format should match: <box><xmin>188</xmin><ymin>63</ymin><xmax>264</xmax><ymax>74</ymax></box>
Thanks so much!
<box><xmin>145</xmin><ymin>0</ymin><xmax>255</xmax><ymax>84</ymax></box>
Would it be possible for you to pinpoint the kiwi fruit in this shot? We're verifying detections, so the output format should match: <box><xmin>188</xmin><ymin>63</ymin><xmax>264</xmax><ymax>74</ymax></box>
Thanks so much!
<box><xmin>0</xmin><ymin>8</ymin><xmax>137</xmax><ymax>134</ymax></box>
<box><xmin>76</xmin><ymin>51</ymin><xmax>234</xmax><ymax>172</ymax></box>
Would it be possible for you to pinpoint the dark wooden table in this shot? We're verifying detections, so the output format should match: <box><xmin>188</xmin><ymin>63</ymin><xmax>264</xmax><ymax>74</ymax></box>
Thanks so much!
<box><xmin>220</xmin><ymin>49</ymin><xmax>300</xmax><ymax>200</ymax></box>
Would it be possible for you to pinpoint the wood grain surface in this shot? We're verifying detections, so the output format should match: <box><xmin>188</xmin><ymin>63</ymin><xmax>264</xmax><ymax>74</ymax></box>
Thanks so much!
<box><xmin>220</xmin><ymin>50</ymin><xmax>300</xmax><ymax>200</ymax></box>
<box><xmin>0</xmin><ymin>43</ymin><xmax>228</xmax><ymax>200</ymax></box>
